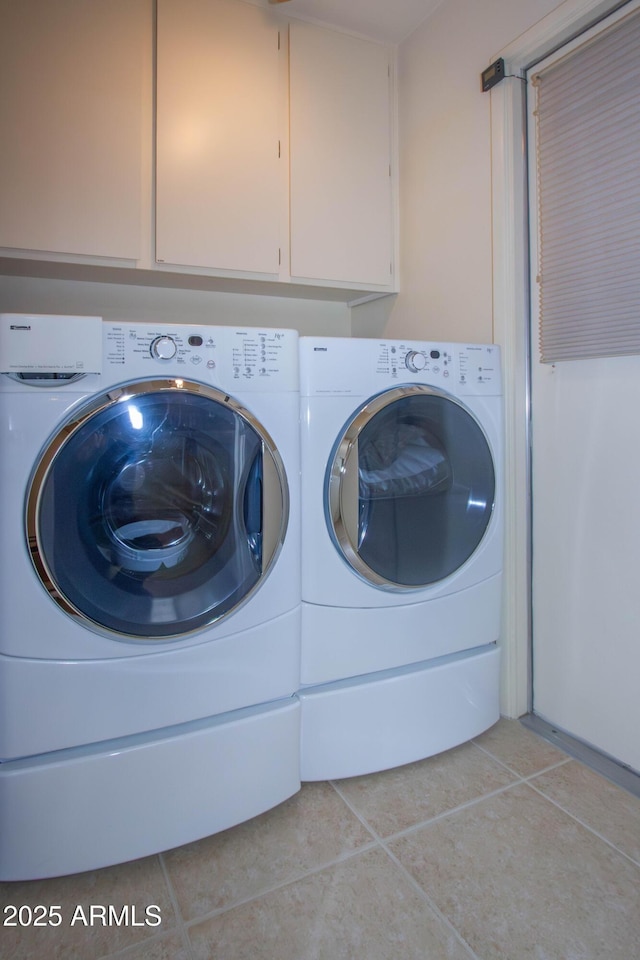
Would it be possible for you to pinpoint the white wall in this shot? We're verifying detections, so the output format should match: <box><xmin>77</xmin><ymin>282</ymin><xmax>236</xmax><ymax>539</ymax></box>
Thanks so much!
<box><xmin>0</xmin><ymin>276</ymin><xmax>351</xmax><ymax>336</ymax></box>
<box><xmin>353</xmin><ymin>0</ymin><xmax>564</xmax><ymax>343</ymax></box>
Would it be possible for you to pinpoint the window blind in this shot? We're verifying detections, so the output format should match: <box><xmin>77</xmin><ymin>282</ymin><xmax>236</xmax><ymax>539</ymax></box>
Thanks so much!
<box><xmin>531</xmin><ymin>7</ymin><xmax>640</xmax><ymax>362</ymax></box>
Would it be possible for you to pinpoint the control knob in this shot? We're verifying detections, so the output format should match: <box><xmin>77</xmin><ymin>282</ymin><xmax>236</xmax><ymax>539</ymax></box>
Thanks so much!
<box><xmin>405</xmin><ymin>350</ymin><xmax>427</xmax><ymax>373</ymax></box>
<box><xmin>150</xmin><ymin>336</ymin><xmax>177</xmax><ymax>360</ymax></box>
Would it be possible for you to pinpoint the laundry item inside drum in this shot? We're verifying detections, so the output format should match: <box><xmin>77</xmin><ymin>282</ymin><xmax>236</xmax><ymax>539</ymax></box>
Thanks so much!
<box><xmin>355</xmin><ymin>394</ymin><xmax>494</xmax><ymax>586</ymax></box>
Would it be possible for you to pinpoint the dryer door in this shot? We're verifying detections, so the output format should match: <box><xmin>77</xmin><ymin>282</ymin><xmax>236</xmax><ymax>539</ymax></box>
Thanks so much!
<box><xmin>326</xmin><ymin>385</ymin><xmax>495</xmax><ymax>590</ymax></box>
<box><xmin>26</xmin><ymin>379</ymin><xmax>288</xmax><ymax>640</ymax></box>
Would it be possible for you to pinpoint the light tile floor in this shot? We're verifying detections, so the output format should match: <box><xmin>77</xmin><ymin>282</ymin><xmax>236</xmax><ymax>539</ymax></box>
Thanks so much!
<box><xmin>2</xmin><ymin>719</ymin><xmax>639</xmax><ymax>960</ymax></box>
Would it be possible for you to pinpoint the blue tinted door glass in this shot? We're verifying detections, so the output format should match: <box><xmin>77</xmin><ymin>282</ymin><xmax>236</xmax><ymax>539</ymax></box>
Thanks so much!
<box><xmin>35</xmin><ymin>389</ymin><xmax>267</xmax><ymax>638</ymax></box>
<box><xmin>355</xmin><ymin>394</ymin><xmax>494</xmax><ymax>586</ymax></box>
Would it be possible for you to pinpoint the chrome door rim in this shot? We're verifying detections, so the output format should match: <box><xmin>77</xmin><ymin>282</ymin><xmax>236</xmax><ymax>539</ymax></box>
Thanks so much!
<box><xmin>326</xmin><ymin>383</ymin><xmax>494</xmax><ymax>591</ymax></box>
<box><xmin>26</xmin><ymin>378</ymin><xmax>289</xmax><ymax>641</ymax></box>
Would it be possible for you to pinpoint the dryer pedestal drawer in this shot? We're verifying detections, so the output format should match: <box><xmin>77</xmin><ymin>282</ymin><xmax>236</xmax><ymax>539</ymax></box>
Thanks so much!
<box><xmin>298</xmin><ymin>645</ymin><xmax>499</xmax><ymax>781</ymax></box>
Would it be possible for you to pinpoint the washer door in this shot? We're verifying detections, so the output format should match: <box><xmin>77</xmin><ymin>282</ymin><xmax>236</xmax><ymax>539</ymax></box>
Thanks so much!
<box><xmin>26</xmin><ymin>379</ymin><xmax>288</xmax><ymax>641</ymax></box>
<box><xmin>326</xmin><ymin>385</ymin><xmax>495</xmax><ymax>590</ymax></box>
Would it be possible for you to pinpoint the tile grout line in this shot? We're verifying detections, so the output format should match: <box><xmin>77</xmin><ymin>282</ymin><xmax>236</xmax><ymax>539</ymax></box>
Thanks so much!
<box><xmin>525</xmin><ymin>778</ymin><xmax>640</xmax><ymax>872</ymax></box>
<box><xmin>457</xmin><ymin>743</ymin><xmax>640</xmax><ymax>870</ymax></box>
<box><xmin>97</xmin><ymin>927</ymin><xmax>187</xmax><ymax>960</ymax></box>
<box><xmin>126</xmin><ymin>775</ymin><xmax>392</xmax><ymax>932</ymax></box>
<box><xmin>328</xmin><ymin>777</ymin><xmax>384</xmax><ymax>839</ymax></box>
<box><xmin>470</xmin><ymin>737</ymin><xmax>574</xmax><ymax>778</ymax></box>
<box><xmin>334</xmin><ymin>761</ymin><xmax>571</xmax><ymax>849</ymax></box>
<box><xmin>367</xmin><ymin>779</ymin><xmax>526</xmax><ymax>845</ymax></box>
<box><xmin>158</xmin><ymin>851</ymin><xmax>198</xmax><ymax>960</ymax></box>
<box><xmin>378</xmin><ymin>839</ymin><xmax>483</xmax><ymax>960</ymax></box>
<box><xmin>329</xmin><ymin>779</ymin><xmax>482</xmax><ymax>960</ymax></box>
<box><xmin>303</xmin><ymin>759</ymin><xmax>640</xmax><ymax>885</ymax></box>
<box><xmin>180</xmin><ymin>841</ymin><xmax>381</xmax><ymax>929</ymax></box>
<box><xmin>96</xmin><ymin>853</ymin><xmax>195</xmax><ymax>960</ymax></box>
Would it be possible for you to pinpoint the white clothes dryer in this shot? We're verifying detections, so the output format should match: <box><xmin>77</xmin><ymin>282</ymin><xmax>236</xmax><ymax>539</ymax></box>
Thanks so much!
<box><xmin>298</xmin><ymin>337</ymin><xmax>502</xmax><ymax>779</ymax></box>
<box><xmin>0</xmin><ymin>314</ymin><xmax>301</xmax><ymax>879</ymax></box>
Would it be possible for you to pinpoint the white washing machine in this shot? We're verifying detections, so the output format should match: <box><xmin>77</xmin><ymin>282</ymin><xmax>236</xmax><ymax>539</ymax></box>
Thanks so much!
<box><xmin>0</xmin><ymin>314</ymin><xmax>301</xmax><ymax>879</ymax></box>
<box><xmin>298</xmin><ymin>337</ymin><xmax>502</xmax><ymax>779</ymax></box>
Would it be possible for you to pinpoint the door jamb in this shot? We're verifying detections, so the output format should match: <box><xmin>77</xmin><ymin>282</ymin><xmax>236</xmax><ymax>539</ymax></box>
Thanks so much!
<box><xmin>490</xmin><ymin>0</ymin><xmax>626</xmax><ymax>717</ymax></box>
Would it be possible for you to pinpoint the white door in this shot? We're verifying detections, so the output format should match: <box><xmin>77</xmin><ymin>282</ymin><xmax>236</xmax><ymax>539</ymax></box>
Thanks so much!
<box><xmin>530</xmin><ymin>356</ymin><xmax>640</xmax><ymax>773</ymax></box>
<box><xmin>528</xmin><ymin>6</ymin><xmax>640</xmax><ymax>774</ymax></box>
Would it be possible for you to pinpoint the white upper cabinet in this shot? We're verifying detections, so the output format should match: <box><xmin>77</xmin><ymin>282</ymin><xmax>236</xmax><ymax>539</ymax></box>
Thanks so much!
<box><xmin>0</xmin><ymin>0</ymin><xmax>146</xmax><ymax>260</ymax></box>
<box><xmin>156</xmin><ymin>1</ymin><xmax>394</xmax><ymax>291</ymax></box>
<box><xmin>0</xmin><ymin>0</ymin><xmax>396</xmax><ymax>297</ymax></box>
<box><xmin>156</xmin><ymin>0</ymin><xmax>282</xmax><ymax>276</ymax></box>
<box><xmin>289</xmin><ymin>22</ymin><xmax>393</xmax><ymax>288</ymax></box>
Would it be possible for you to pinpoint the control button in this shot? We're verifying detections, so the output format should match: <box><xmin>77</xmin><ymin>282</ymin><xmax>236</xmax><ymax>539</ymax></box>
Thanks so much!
<box><xmin>405</xmin><ymin>350</ymin><xmax>427</xmax><ymax>373</ymax></box>
<box><xmin>430</xmin><ymin>350</ymin><xmax>440</xmax><ymax>359</ymax></box>
<box><xmin>150</xmin><ymin>336</ymin><xmax>177</xmax><ymax>360</ymax></box>
<box><xmin>188</xmin><ymin>335</ymin><xmax>203</xmax><ymax>347</ymax></box>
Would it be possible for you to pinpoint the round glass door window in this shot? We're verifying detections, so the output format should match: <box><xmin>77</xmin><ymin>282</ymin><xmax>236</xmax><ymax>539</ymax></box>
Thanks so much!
<box><xmin>326</xmin><ymin>385</ymin><xmax>495</xmax><ymax>589</ymax></box>
<box><xmin>26</xmin><ymin>379</ymin><xmax>288</xmax><ymax>640</ymax></box>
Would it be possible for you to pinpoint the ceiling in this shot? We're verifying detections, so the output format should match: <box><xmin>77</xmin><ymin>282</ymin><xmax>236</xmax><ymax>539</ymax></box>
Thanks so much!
<box><xmin>269</xmin><ymin>0</ymin><xmax>445</xmax><ymax>44</ymax></box>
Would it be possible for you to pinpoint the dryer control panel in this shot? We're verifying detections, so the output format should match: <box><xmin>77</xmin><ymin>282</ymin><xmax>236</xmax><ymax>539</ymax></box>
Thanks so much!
<box><xmin>103</xmin><ymin>322</ymin><xmax>298</xmax><ymax>392</ymax></box>
<box><xmin>300</xmin><ymin>337</ymin><xmax>501</xmax><ymax>397</ymax></box>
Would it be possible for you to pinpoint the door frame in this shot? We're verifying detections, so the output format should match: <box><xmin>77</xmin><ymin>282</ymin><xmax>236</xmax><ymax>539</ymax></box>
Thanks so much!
<box><xmin>490</xmin><ymin>0</ymin><xmax>627</xmax><ymax>717</ymax></box>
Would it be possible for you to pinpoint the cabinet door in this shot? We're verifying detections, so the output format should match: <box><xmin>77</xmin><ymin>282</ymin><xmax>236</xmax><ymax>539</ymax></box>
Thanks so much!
<box><xmin>289</xmin><ymin>23</ymin><xmax>393</xmax><ymax>287</ymax></box>
<box><xmin>156</xmin><ymin>0</ymin><xmax>282</xmax><ymax>275</ymax></box>
<box><xmin>0</xmin><ymin>0</ymin><xmax>145</xmax><ymax>260</ymax></box>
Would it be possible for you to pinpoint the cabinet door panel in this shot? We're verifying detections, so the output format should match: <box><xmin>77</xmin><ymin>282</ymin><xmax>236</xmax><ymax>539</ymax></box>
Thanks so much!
<box><xmin>156</xmin><ymin>0</ymin><xmax>281</xmax><ymax>275</ymax></box>
<box><xmin>0</xmin><ymin>0</ymin><xmax>145</xmax><ymax>260</ymax></box>
<box><xmin>289</xmin><ymin>23</ymin><xmax>392</xmax><ymax>287</ymax></box>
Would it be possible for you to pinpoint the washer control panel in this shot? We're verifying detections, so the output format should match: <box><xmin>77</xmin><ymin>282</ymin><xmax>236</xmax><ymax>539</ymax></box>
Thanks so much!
<box><xmin>103</xmin><ymin>323</ymin><xmax>298</xmax><ymax>392</ymax></box>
